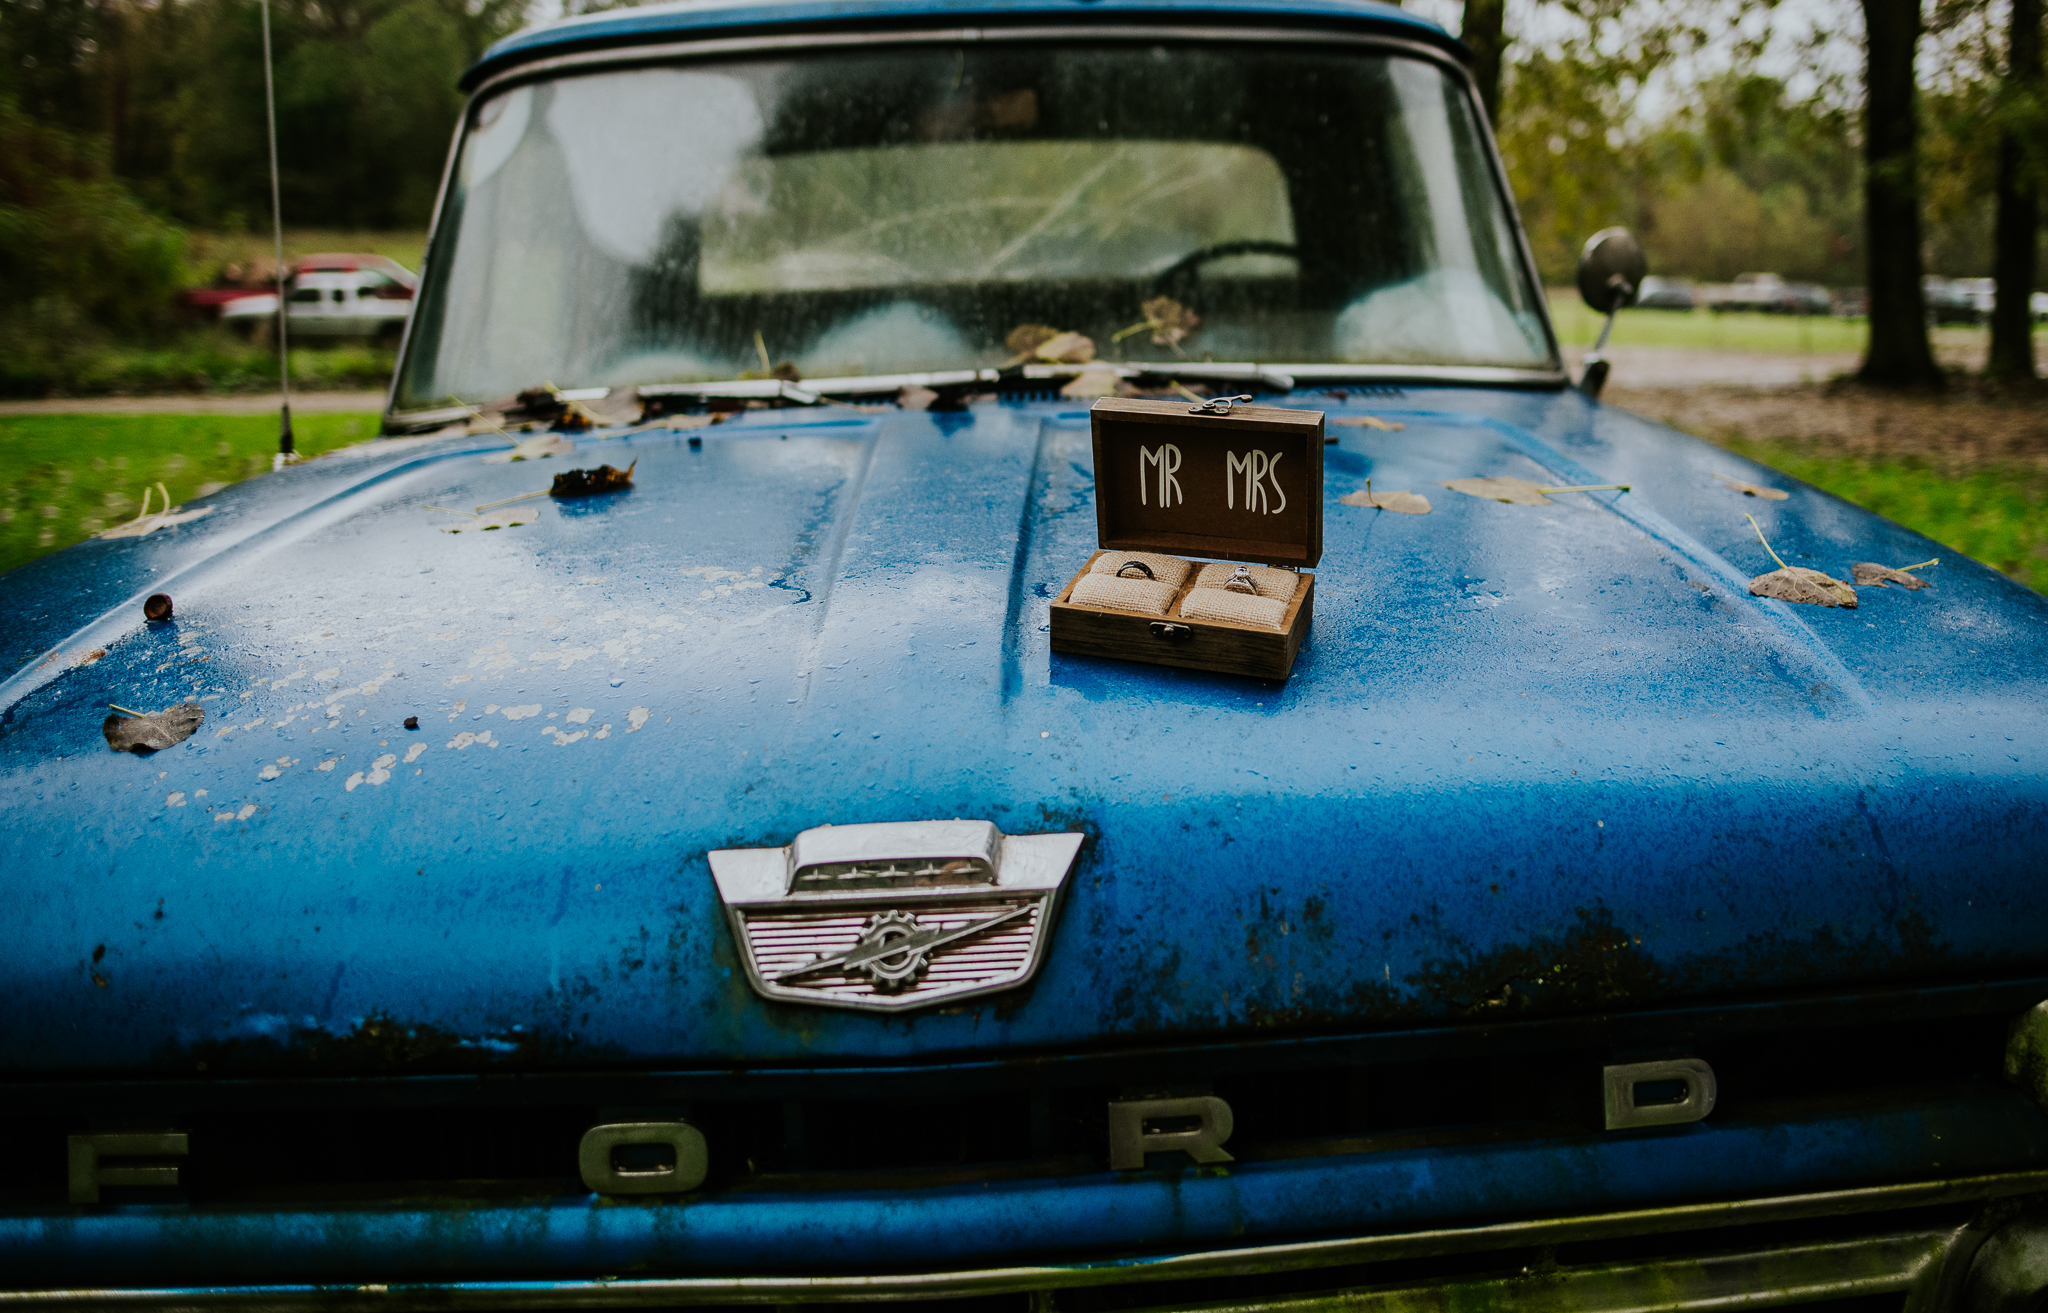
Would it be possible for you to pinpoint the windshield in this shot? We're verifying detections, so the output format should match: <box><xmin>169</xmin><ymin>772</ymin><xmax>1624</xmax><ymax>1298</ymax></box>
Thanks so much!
<box><xmin>396</xmin><ymin>41</ymin><xmax>1554</xmax><ymax>408</ymax></box>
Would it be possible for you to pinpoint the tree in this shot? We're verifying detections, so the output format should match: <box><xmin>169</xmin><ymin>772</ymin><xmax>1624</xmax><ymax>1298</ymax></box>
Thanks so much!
<box><xmin>1858</xmin><ymin>0</ymin><xmax>1945</xmax><ymax>388</ymax></box>
<box><xmin>1987</xmin><ymin>0</ymin><xmax>2041</xmax><ymax>381</ymax></box>
<box><xmin>1463</xmin><ymin>0</ymin><xmax>1507</xmax><ymax>127</ymax></box>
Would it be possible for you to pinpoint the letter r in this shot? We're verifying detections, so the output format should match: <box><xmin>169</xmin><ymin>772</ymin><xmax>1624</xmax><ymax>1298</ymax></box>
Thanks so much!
<box><xmin>1107</xmin><ymin>1096</ymin><xmax>1235</xmax><ymax>1169</ymax></box>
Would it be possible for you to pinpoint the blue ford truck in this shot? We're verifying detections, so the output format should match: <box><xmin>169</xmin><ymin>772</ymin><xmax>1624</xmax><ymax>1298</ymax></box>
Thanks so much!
<box><xmin>5</xmin><ymin>0</ymin><xmax>2048</xmax><ymax>1305</ymax></box>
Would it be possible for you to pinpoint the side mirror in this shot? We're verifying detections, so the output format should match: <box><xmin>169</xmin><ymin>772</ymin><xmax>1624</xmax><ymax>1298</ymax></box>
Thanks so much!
<box><xmin>1574</xmin><ymin>227</ymin><xmax>1646</xmax><ymax>399</ymax></box>
<box><xmin>1577</xmin><ymin>228</ymin><xmax>1645</xmax><ymax>314</ymax></box>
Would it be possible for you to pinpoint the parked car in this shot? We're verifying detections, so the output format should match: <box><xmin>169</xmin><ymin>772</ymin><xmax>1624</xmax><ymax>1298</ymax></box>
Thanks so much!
<box><xmin>6</xmin><ymin>0</ymin><xmax>2047</xmax><ymax>1307</ymax></box>
<box><xmin>1921</xmin><ymin>277</ymin><xmax>2048</xmax><ymax>325</ymax></box>
<box><xmin>220</xmin><ymin>254</ymin><xmax>417</xmax><ymax>339</ymax></box>
<box><xmin>1632</xmin><ymin>274</ymin><xmax>1696</xmax><ymax>310</ymax></box>
<box><xmin>1924</xmin><ymin>275</ymin><xmax>1984</xmax><ymax>326</ymax></box>
<box><xmin>1713</xmin><ymin>272</ymin><xmax>1831</xmax><ymax>315</ymax></box>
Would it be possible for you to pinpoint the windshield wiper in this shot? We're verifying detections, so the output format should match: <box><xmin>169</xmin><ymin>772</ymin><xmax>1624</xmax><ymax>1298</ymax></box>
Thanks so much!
<box><xmin>633</xmin><ymin>362</ymin><xmax>1298</xmax><ymax>419</ymax></box>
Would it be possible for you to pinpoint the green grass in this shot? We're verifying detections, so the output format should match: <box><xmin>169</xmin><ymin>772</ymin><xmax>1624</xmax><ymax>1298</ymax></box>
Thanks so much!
<box><xmin>1545</xmin><ymin>291</ymin><xmax>2048</xmax><ymax>359</ymax></box>
<box><xmin>0</xmin><ymin>412</ymin><xmax>382</xmax><ymax>576</ymax></box>
<box><xmin>1546</xmin><ymin>291</ymin><xmax>1871</xmax><ymax>353</ymax></box>
<box><xmin>1721</xmin><ymin>438</ymin><xmax>2048</xmax><ymax>595</ymax></box>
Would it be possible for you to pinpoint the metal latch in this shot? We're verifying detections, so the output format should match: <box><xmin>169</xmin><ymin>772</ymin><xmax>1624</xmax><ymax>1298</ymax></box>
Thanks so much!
<box><xmin>1149</xmin><ymin>622</ymin><xmax>1194</xmax><ymax>643</ymax></box>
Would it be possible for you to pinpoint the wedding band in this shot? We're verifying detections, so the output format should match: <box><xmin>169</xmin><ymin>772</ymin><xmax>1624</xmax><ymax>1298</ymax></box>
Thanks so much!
<box><xmin>1116</xmin><ymin>561</ymin><xmax>1155</xmax><ymax>580</ymax></box>
<box><xmin>1224</xmin><ymin>565</ymin><xmax>1259</xmax><ymax>595</ymax></box>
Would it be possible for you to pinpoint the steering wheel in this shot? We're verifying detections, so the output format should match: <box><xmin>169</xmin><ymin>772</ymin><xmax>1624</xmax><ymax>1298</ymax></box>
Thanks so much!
<box><xmin>1151</xmin><ymin>240</ymin><xmax>1309</xmax><ymax>293</ymax></box>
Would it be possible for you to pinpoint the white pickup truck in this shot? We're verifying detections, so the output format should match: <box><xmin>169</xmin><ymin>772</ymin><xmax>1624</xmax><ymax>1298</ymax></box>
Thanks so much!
<box><xmin>220</xmin><ymin>253</ymin><xmax>417</xmax><ymax>339</ymax></box>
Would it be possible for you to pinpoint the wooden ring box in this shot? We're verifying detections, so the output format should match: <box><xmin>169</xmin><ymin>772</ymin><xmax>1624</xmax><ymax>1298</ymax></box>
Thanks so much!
<box><xmin>1051</xmin><ymin>397</ymin><xmax>1324</xmax><ymax>680</ymax></box>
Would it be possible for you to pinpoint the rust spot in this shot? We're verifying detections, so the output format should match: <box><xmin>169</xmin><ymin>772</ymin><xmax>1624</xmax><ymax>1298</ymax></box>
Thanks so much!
<box><xmin>1409</xmin><ymin>906</ymin><xmax>1661</xmax><ymax>1017</ymax></box>
<box><xmin>161</xmin><ymin>1011</ymin><xmax>610</xmax><ymax>1076</ymax></box>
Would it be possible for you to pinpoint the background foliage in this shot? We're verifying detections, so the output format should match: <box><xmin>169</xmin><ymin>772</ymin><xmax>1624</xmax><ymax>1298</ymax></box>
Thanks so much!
<box><xmin>0</xmin><ymin>0</ymin><xmax>2039</xmax><ymax>343</ymax></box>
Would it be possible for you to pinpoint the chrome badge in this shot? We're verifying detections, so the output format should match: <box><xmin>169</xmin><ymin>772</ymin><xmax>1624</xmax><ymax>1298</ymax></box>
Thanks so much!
<box><xmin>709</xmin><ymin>820</ymin><xmax>1083</xmax><ymax>1013</ymax></box>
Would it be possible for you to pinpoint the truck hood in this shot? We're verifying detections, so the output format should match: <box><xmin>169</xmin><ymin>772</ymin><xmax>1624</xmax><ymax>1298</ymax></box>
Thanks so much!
<box><xmin>3</xmin><ymin>388</ymin><xmax>2045</xmax><ymax>1075</ymax></box>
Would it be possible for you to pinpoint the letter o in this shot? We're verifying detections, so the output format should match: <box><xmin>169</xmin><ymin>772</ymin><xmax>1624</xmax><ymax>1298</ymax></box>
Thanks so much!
<box><xmin>578</xmin><ymin>1121</ymin><xmax>708</xmax><ymax>1195</ymax></box>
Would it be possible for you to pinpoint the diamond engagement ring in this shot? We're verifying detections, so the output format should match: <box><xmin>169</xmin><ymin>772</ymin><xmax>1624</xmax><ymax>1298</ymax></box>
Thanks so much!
<box><xmin>1224</xmin><ymin>565</ymin><xmax>1259</xmax><ymax>595</ymax></box>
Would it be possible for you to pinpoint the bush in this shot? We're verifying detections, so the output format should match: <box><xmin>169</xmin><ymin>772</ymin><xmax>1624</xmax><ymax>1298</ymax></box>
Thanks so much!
<box><xmin>0</xmin><ymin>93</ymin><xmax>188</xmax><ymax>384</ymax></box>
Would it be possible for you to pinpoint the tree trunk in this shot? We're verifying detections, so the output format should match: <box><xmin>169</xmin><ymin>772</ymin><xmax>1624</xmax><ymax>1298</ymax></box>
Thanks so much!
<box><xmin>1858</xmin><ymin>0</ymin><xmax>1944</xmax><ymax>389</ymax></box>
<box><xmin>1463</xmin><ymin>0</ymin><xmax>1507</xmax><ymax>128</ymax></box>
<box><xmin>1988</xmin><ymin>0</ymin><xmax>2041</xmax><ymax>381</ymax></box>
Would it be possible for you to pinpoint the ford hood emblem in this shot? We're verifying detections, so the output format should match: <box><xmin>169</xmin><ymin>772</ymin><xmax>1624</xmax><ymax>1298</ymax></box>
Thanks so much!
<box><xmin>708</xmin><ymin>820</ymin><xmax>1084</xmax><ymax>1013</ymax></box>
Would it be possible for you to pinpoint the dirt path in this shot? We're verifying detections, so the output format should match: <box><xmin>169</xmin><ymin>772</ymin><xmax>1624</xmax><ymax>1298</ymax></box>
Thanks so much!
<box><xmin>0</xmin><ymin>391</ymin><xmax>385</xmax><ymax>417</ymax></box>
<box><xmin>1607</xmin><ymin>381</ymin><xmax>2048</xmax><ymax>477</ymax></box>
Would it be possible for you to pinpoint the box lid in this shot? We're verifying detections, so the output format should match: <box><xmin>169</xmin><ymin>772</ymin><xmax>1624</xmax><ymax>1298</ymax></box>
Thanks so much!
<box><xmin>1089</xmin><ymin>397</ymin><xmax>1324</xmax><ymax>568</ymax></box>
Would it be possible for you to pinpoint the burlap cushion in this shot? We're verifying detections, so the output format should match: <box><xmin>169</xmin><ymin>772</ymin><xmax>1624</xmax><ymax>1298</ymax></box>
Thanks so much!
<box><xmin>1089</xmin><ymin>551</ymin><xmax>1192</xmax><ymax>590</ymax></box>
<box><xmin>1179</xmin><ymin>588</ymin><xmax>1289</xmax><ymax>629</ymax></box>
<box><xmin>1069</xmin><ymin>574</ymin><xmax>1178</xmax><ymax>615</ymax></box>
<box><xmin>1192</xmin><ymin>561</ymin><xmax>1299</xmax><ymax>602</ymax></box>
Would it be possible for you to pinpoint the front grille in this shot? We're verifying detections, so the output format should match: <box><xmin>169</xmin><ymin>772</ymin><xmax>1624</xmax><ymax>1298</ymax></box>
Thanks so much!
<box><xmin>0</xmin><ymin>1001</ymin><xmax>2019</xmax><ymax>1212</ymax></box>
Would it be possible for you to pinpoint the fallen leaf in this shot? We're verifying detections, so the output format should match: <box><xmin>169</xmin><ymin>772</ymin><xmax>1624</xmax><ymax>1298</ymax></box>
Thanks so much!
<box><xmin>1111</xmin><ymin>297</ymin><xmax>1202</xmax><ymax>349</ymax></box>
<box><xmin>99</xmin><ymin>482</ymin><xmax>212</xmax><ymax>539</ymax></box>
<box><xmin>1443</xmin><ymin>477</ymin><xmax>1552</xmax><ymax>505</ymax></box>
<box><xmin>1713</xmin><ymin>472</ymin><xmax>1789</xmax><ymax>500</ymax></box>
<box><xmin>1851</xmin><ymin>558</ymin><xmax>1938</xmax><ymax>589</ymax></box>
<box><xmin>1142</xmin><ymin>296</ymin><xmax>1200</xmax><ymax>347</ymax></box>
<box><xmin>1438</xmin><ymin>476</ymin><xmax>1630</xmax><ymax>505</ymax></box>
<box><xmin>1339</xmin><ymin>480</ymin><xmax>1431</xmax><ymax>514</ymax></box>
<box><xmin>1333</xmin><ymin>415</ymin><xmax>1406</xmax><ymax>431</ymax></box>
<box><xmin>1006</xmin><ymin>324</ymin><xmax>1061</xmax><ymax>355</ymax></box>
<box><xmin>1742</xmin><ymin>513</ymin><xmax>1855</xmax><ymax>607</ymax></box>
<box><xmin>508</xmin><ymin>386</ymin><xmax>599</xmax><ymax>431</ymax></box>
<box><xmin>1060</xmin><ymin>368</ymin><xmax>1131</xmax><ymax>399</ymax></box>
<box><xmin>551</xmin><ymin>459</ymin><xmax>637</xmax><ymax>498</ymax></box>
<box><xmin>103</xmin><ymin>702</ymin><xmax>205</xmax><ymax>754</ymax></box>
<box><xmin>1750</xmin><ymin>566</ymin><xmax>1859</xmax><ymax>608</ymax></box>
<box><xmin>482</xmin><ymin>433</ymin><xmax>576</xmax><ymax>464</ymax></box>
<box><xmin>1034</xmin><ymin>331</ymin><xmax>1096</xmax><ymax>364</ymax></box>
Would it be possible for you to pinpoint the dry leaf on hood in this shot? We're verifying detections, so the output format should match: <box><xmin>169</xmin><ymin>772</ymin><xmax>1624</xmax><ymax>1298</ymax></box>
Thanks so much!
<box><xmin>1751</xmin><ymin>567</ymin><xmax>1859</xmax><ymax>607</ymax></box>
<box><xmin>1851</xmin><ymin>558</ymin><xmax>1938</xmax><ymax>589</ymax></box>
<box><xmin>1333</xmin><ymin>415</ymin><xmax>1406</xmax><ymax>431</ymax></box>
<box><xmin>1439</xmin><ymin>476</ymin><xmax>1630</xmax><ymax>506</ymax></box>
<box><xmin>1111</xmin><ymin>297</ymin><xmax>1202</xmax><ymax>350</ymax></box>
<box><xmin>103</xmin><ymin>701</ymin><xmax>205</xmax><ymax>754</ymax></box>
<box><xmin>1744</xmin><ymin>513</ymin><xmax>1856</xmax><ymax>608</ymax></box>
<box><xmin>1339</xmin><ymin>479</ymin><xmax>1431</xmax><ymax>514</ymax></box>
<box><xmin>1033</xmin><ymin>331</ymin><xmax>1097</xmax><ymax>364</ymax></box>
<box><xmin>1006</xmin><ymin>324</ymin><xmax>1061</xmax><ymax>355</ymax></box>
<box><xmin>482</xmin><ymin>433</ymin><xmax>576</xmax><ymax>464</ymax></box>
<box><xmin>98</xmin><ymin>483</ymin><xmax>212</xmax><ymax>539</ymax></box>
<box><xmin>551</xmin><ymin>459</ymin><xmax>637</xmax><ymax>498</ymax></box>
<box><xmin>1060</xmin><ymin>368</ymin><xmax>1133</xmax><ymax>399</ymax></box>
<box><xmin>1713</xmin><ymin>472</ymin><xmax>1789</xmax><ymax>500</ymax></box>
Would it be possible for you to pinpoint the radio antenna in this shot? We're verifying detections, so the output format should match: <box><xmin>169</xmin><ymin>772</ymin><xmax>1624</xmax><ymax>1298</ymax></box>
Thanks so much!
<box><xmin>259</xmin><ymin>0</ymin><xmax>294</xmax><ymax>468</ymax></box>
